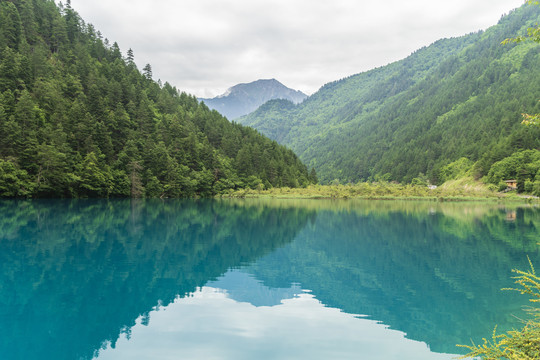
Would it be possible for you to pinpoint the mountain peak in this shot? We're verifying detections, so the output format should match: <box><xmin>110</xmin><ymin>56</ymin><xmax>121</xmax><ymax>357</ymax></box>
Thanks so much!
<box><xmin>200</xmin><ymin>79</ymin><xmax>307</xmax><ymax>119</ymax></box>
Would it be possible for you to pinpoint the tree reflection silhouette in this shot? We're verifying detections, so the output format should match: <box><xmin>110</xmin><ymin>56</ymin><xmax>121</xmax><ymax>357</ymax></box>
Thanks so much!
<box><xmin>0</xmin><ymin>199</ymin><xmax>315</xmax><ymax>360</ymax></box>
<box><xmin>0</xmin><ymin>200</ymin><xmax>538</xmax><ymax>358</ymax></box>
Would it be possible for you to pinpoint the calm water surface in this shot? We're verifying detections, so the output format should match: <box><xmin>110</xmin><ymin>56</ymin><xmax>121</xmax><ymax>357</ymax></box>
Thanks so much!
<box><xmin>0</xmin><ymin>199</ymin><xmax>538</xmax><ymax>359</ymax></box>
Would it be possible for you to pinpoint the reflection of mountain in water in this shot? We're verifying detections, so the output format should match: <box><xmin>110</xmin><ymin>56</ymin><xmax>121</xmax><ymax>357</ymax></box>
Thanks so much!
<box><xmin>0</xmin><ymin>199</ymin><xmax>315</xmax><ymax>360</ymax></box>
<box><xmin>245</xmin><ymin>205</ymin><xmax>540</xmax><ymax>354</ymax></box>
<box><xmin>1</xmin><ymin>199</ymin><xmax>538</xmax><ymax>359</ymax></box>
<box><xmin>208</xmin><ymin>269</ymin><xmax>302</xmax><ymax>307</ymax></box>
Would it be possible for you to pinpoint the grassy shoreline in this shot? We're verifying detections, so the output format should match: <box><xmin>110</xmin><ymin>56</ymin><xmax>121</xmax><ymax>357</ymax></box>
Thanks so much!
<box><xmin>219</xmin><ymin>181</ymin><xmax>539</xmax><ymax>203</ymax></box>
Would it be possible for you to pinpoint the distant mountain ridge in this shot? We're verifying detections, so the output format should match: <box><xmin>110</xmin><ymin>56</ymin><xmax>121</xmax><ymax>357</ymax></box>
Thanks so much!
<box><xmin>238</xmin><ymin>4</ymin><xmax>540</xmax><ymax>184</ymax></box>
<box><xmin>199</xmin><ymin>79</ymin><xmax>307</xmax><ymax>119</ymax></box>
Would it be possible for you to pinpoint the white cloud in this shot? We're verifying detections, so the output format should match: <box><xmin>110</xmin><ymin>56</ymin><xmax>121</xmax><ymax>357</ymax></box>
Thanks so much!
<box><xmin>70</xmin><ymin>0</ymin><xmax>526</xmax><ymax>97</ymax></box>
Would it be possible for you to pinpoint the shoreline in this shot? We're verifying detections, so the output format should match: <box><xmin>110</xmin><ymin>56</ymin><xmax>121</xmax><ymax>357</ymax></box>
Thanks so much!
<box><xmin>219</xmin><ymin>184</ymin><xmax>539</xmax><ymax>203</ymax></box>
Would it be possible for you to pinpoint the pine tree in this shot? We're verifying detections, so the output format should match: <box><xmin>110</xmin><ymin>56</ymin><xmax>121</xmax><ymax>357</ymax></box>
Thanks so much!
<box><xmin>0</xmin><ymin>1</ymin><xmax>23</xmax><ymax>50</ymax></box>
<box><xmin>143</xmin><ymin>63</ymin><xmax>152</xmax><ymax>80</ymax></box>
<box><xmin>126</xmin><ymin>48</ymin><xmax>134</xmax><ymax>65</ymax></box>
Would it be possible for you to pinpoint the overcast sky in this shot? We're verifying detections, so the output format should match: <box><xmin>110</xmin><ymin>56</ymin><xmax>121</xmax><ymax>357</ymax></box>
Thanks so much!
<box><xmin>69</xmin><ymin>0</ymin><xmax>525</xmax><ymax>98</ymax></box>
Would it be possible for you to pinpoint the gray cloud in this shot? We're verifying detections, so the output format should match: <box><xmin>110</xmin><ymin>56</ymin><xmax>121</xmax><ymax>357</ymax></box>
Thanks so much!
<box><xmin>70</xmin><ymin>0</ymin><xmax>525</xmax><ymax>97</ymax></box>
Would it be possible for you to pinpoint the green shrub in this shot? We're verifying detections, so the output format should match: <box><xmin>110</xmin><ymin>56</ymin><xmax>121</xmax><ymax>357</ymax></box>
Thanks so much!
<box><xmin>525</xmin><ymin>179</ymin><xmax>534</xmax><ymax>193</ymax></box>
<box><xmin>459</xmin><ymin>258</ymin><xmax>540</xmax><ymax>359</ymax></box>
<box><xmin>534</xmin><ymin>180</ymin><xmax>540</xmax><ymax>197</ymax></box>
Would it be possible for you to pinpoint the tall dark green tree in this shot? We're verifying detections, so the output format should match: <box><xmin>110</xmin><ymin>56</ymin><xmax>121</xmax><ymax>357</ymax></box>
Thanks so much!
<box><xmin>0</xmin><ymin>1</ymin><xmax>22</xmax><ymax>50</ymax></box>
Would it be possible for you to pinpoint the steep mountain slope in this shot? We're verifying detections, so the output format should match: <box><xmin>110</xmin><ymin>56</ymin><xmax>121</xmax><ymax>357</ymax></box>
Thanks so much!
<box><xmin>199</xmin><ymin>79</ymin><xmax>307</xmax><ymax>120</ymax></box>
<box><xmin>0</xmin><ymin>0</ymin><xmax>314</xmax><ymax>198</ymax></box>
<box><xmin>239</xmin><ymin>4</ymin><xmax>540</xmax><ymax>184</ymax></box>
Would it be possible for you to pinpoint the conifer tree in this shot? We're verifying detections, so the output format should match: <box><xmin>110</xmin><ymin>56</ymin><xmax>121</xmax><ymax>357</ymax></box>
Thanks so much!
<box><xmin>0</xmin><ymin>1</ymin><xmax>22</xmax><ymax>50</ymax></box>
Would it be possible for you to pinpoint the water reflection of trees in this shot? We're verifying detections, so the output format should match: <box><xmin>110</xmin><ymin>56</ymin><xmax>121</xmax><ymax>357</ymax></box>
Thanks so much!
<box><xmin>1</xmin><ymin>199</ymin><xmax>537</xmax><ymax>358</ymax></box>
<box><xmin>0</xmin><ymin>199</ymin><xmax>316</xmax><ymax>360</ymax></box>
<box><xmin>247</xmin><ymin>203</ymin><xmax>540</xmax><ymax>354</ymax></box>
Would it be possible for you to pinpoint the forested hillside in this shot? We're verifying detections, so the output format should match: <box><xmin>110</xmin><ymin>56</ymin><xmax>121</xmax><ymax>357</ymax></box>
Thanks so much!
<box><xmin>239</xmin><ymin>4</ymin><xmax>540</xmax><ymax>185</ymax></box>
<box><xmin>0</xmin><ymin>0</ymin><xmax>315</xmax><ymax>198</ymax></box>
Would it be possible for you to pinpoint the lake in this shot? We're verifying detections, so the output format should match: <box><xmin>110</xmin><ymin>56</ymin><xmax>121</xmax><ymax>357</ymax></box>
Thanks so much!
<box><xmin>0</xmin><ymin>199</ymin><xmax>538</xmax><ymax>359</ymax></box>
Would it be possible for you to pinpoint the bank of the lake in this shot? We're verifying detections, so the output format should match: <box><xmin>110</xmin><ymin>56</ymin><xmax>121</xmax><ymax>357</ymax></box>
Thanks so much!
<box><xmin>222</xmin><ymin>180</ymin><xmax>539</xmax><ymax>203</ymax></box>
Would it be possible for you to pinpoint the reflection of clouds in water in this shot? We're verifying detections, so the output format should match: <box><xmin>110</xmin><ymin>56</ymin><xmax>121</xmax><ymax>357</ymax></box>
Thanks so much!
<box><xmin>96</xmin><ymin>287</ymin><xmax>456</xmax><ymax>360</ymax></box>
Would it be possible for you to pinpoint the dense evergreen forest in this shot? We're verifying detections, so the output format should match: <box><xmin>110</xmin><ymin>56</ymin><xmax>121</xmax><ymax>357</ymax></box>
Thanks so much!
<box><xmin>240</xmin><ymin>4</ymin><xmax>540</xmax><ymax>190</ymax></box>
<box><xmin>0</xmin><ymin>0</ymin><xmax>315</xmax><ymax>198</ymax></box>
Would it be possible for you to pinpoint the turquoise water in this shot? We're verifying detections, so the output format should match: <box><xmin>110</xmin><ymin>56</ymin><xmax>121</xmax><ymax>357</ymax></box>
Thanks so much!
<box><xmin>0</xmin><ymin>199</ymin><xmax>538</xmax><ymax>359</ymax></box>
